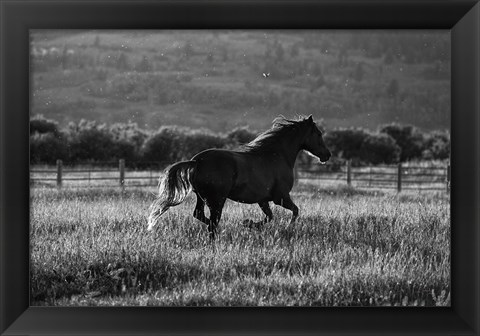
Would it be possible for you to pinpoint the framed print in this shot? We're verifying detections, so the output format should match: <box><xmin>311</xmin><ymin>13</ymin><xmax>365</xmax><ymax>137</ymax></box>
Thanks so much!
<box><xmin>1</xmin><ymin>0</ymin><xmax>479</xmax><ymax>335</ymax></box>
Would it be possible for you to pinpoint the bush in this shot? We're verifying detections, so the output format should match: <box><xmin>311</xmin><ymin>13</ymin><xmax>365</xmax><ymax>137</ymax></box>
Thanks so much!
<box><xmin>422</xmin><ymin>130</ymin><xmax>450</xmax><ymax>160</ymax></box>
<box><xmin>109</xmin><ymin>122</ymin><xmax>149</xmax><ymax>163</ymax></box>
<box><xmin>142</xmin><ymin>126</ymin><xmax>228</xmax><ymax>164</ymax></box>
<box><xmin>109</xmin><ymin>122</ymin><xmax>148</xmax><ymax>155</ymax></box>
<box><xmin>360</xmin><ymin>133</ymin><xmax>400</xmax><ymax>164</ymax></box>
<box><xmin>181</xmin><ymin>130</ymin><xmax>228</xmax><ymax>159</ymax></box>
<box><xmin>30</xmin><ymin>132</ymin><xmax>67</xmax><ymax>164</ymax></box>
<box><xmin>66</xmin><ymin>120</ymin><xmax>117</xmax><ymax>163</ymax></box>
<box><xmin>226</xmin><ymin>126</ymin><xmax>257</xmax><ymax>146</ymax></box>
<box><xmin>141</xmin><ymin>126</ymin><xmax>187</xmax><ymax>164</ymax></box>
<box><xmin>29</xmin><ymin>115</ymin><xmax>445</xmax><ymax>167</ymax></box>
<box><xmin>324</xmin><ymin>128</ymin><xmax>370</xmax><ymax>163</ymax></box>
<box><xmin>379</xmin><ymin>123</ymin><xmax>425</xmax><ymax>162</ymax></box>
<box><xmin>30</xmin><ymin>115</ymin><xmax>60</xmax><ymax>136</ymax></box>
<box><xmin>111</xmin><ymin>140</ymin><xmax>138</xmax><ymax>163</ymax></box>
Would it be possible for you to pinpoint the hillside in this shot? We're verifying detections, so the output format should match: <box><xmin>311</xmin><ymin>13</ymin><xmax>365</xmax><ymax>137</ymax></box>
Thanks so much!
<box><xmin>31</xmin><ymin>30</ymin><xmax>450</xmax><ymax>133</ymax></box>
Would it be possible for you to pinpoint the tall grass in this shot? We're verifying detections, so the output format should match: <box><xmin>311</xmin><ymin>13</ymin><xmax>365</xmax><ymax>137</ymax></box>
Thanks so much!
<box><xmin>30</xmin><ymin>185</ymin><xmax>450</xmax><ymax>306</ymax></box>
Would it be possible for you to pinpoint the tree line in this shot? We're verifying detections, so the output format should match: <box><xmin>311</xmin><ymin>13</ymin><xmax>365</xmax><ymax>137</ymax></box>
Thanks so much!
<box><xmin>30</xmin><ymin>115</ymin><xmax>450</xmax><ymax>168</ymax></box>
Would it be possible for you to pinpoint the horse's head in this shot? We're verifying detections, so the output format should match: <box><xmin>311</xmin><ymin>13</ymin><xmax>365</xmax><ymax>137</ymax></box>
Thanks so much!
<box><xmin>302</xmin><ymin>115</ymin><xmax>331</xmax><ymax>163</ymax></box>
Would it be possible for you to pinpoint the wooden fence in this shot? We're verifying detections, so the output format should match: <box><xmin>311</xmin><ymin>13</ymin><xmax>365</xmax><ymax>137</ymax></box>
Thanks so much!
<box><xmin>30</xmin><ymin>159</ymin><xmax>451</xmax><ymax>192</ymax></box>
<box><xmin>295</xmin><ymin>160</ymin><xmax>450</xmax><ymax>192</ymax></box>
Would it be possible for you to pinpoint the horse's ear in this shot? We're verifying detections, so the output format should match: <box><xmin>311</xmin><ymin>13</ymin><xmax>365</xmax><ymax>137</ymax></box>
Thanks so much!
<box><xmin>307</xmin><ymin>115</ymin><xmax>313</xmax><ymax>122</ymax></box>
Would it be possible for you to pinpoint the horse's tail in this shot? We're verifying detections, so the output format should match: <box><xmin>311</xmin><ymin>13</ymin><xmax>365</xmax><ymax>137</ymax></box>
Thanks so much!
<box><xmin>147</xmin><ymin>160</ymin><xmax>196</xmax><ymax>231</ymax></box>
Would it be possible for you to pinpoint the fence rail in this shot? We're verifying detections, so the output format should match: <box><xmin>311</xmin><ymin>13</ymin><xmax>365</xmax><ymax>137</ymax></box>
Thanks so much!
<box><xmin>30</xmin><ymin>159</ymin><xmax>451</xmax><ymax>192</ymax></box>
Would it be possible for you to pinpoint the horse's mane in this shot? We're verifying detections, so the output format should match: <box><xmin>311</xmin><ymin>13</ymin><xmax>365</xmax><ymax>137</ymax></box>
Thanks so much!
<box><xmin>240</xmin><ymin>116</ymin><xmax>307</xmax><ymax>153</ymax></box>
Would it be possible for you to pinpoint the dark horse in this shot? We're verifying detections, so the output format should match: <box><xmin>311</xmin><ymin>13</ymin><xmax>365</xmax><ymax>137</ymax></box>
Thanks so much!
<box><xmin>147</xmin><ymin>115</ymin><xmax>331</xmax><ymax>240</ymax></box>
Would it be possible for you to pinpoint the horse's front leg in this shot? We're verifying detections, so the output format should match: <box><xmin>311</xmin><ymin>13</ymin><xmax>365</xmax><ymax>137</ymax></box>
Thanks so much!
<box><xmin>244</xmin><ymin>202</ymin><xmax>273</xmax><ymax>230</ymax></box>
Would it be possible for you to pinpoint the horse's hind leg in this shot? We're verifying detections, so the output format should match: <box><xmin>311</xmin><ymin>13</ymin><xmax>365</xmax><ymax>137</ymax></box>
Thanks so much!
<box><xmin>193</xmin><ymin>193</ymin><xmax>209</xmax><ymax>226</ymax></box>
<box><xmin>193</xmin><ymin>193</ymin><xmax>225</xmax><ymax>242</ymax></box>
<box><xmin>274</xmin><ymin>194</ymin><xmax>299</xmax><ymax>224</ymax></box>
<box><xmin>206</xmin><ymin>198</ymin><xmax>226</xmax><ymax>242</ymax></box>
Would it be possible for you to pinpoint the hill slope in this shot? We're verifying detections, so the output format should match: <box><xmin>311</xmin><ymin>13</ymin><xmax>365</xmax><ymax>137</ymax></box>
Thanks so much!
<box><xmin>31</xmin><ymin>30</ymin><xmax>450</xmax><ymax>132</ymax></box>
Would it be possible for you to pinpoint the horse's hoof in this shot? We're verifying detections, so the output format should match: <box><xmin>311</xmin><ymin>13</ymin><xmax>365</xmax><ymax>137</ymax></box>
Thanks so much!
<box><xmin>244</xmin><ymin>219</ymin><xmax>263</xmax><ymax>230</ymax></box>
<box><xmin>252</xmin><ymin>222</ymin><xmax>263</xmax><ymax>230</ymax></box>
<box><xmin>243</xmin><ymin>219</ymin><xmax>254</xmax><ymax>228</ymax></box>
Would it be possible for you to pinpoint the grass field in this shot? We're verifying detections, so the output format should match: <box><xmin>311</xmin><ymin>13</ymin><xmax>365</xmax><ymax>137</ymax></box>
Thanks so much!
<box><xmin>30</xmin><ymin>183</ymin><xmax>450</xmax><ymax>306</ymax></box>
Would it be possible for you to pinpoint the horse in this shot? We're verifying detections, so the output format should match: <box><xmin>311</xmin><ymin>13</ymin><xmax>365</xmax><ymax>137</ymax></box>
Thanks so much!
<box><xmin>147</xmin><ymin>115</ymin><xmax>331</xmax><ymax>241</ymax></box>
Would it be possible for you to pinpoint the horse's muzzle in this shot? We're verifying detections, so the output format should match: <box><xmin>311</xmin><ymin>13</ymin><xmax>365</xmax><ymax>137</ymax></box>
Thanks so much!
<box><xmin>319</xmin><ymin>151</ymin><xmax>331</xmax><ymax>163</ymax></box>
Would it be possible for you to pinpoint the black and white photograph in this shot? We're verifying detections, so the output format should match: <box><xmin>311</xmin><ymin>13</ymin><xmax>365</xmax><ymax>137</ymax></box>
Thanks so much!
<box><xmin>29</xmin><ymin>30</ymin><xmax>451</xmax><ymax>306</ymax></box>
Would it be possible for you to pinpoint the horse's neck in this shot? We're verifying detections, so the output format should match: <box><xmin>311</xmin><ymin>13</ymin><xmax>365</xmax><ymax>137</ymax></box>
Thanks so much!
<box><xmin>274</xmin><ymin>135</ymin><xmax>303</xmax><ymax>168</ymax></box>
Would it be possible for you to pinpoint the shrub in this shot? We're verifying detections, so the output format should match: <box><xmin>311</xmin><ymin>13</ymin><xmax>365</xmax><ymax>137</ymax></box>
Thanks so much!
<box><xmin>360</xmin><ymin>133</ymin><xmax>400</xmax><ymax>164</ymax></box>
<box><xmin>379</xmin><ymin>123</ymin><xmax>425</xmax><ymax>162</ymax></box>
<box><xmin>324</xmin><ymin>128</ymin><xmax>370</xmax><ymax>163</ymax></box>
<box><xmin>181</xmin><ymin>130</ymin><xmax>228</xmax><ymax>159</ymax></box>
<box><xmin>66</xmin><ymin>120</ymin><xmax>116</xmax><ymax>163</ymax></box>
<box><xmin>142</xmin><ymin>126</ymin><xmax>229</xmax><ymax>164</ymax></box>
<box><xmin>109</xmin><ymin>122</ymin><xmax>148</xmax><ymax>151</ymax></box>
<box><xmin>109</xmin><ymin>122</ymin><xmax>149</xmax><ymax>163</ymax></box>
<box><xmin>422</xmin><ymin>130</ymin><xmax>450</xmax><ymax>160</ymax></box>
<box><xmin>226</xmin><ymin>126</ymin><xmax>257</xmax><ymax>146</ymax></box>
<box><xmin>141</xmin><ymin>126</ymin><xmax>187</xmax><ymax>164</ymax></box>
<box><xmin>30</xmin><ymin>132</ymin><xmax>67</xmax><ymax>164</ymax></box>
<box><xmin>30</xmin><ymin>115</ymin><xmax>60</xmax><ymax>136</ymax></box>
<box><xmin>111</xmin><ymin>140</ymin><xmax>138</xmax><ymax>163</ymax></box>
<box><xmin>29</xmin><ymin>115</ymin><xmax>445</xmax><ymax>167</ymax></box>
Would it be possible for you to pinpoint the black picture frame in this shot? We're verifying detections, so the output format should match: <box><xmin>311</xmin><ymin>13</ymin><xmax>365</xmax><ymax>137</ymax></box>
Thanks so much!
<box><xmin>1</xmin><ymin>0</ymin><xmax>479</xmax><ymax>335</ymax></box>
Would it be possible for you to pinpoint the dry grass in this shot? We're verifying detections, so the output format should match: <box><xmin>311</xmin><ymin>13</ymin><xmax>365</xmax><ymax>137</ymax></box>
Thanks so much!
<box><xmin>30</xmin><ymin>184</ymin><xmax>450</xmax><ymax>306</ymax></box>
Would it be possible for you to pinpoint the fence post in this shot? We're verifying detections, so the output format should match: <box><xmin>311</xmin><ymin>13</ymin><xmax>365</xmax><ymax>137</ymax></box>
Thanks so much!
<box><xmin>446</xmin><ymin>164</ymin><xmax>451</xmax><ymax>192</ymax></box>
<box><xmin>397</xmin><ymin>162</ymin><xmax>402</xmax><ymax>192</ymax></box>
<box><xmin>119</xmin><ymin>159</ymin><xmax>125</xmax><ymax>189</ymax></box>
<box><xmin>346</xmin><ymin>159</ymin><xmax>352</xmax><ymax>186</ymax></box>
<box><xmin>56</xmin><ymin>159</ymin><xmax>63</xmax><ymax>189</ymax></box>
